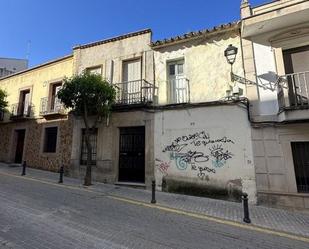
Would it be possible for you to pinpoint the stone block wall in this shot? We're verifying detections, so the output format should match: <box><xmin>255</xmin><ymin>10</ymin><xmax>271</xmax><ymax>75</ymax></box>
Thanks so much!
<box><xmin>0</xmin><ymin>116</ymin><xmax>73</xmax><ymax>173</ymax></box>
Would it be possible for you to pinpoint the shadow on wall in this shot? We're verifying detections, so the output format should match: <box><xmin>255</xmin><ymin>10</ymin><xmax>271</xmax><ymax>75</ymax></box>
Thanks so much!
<box><xmin>257</xmin><ymin>71</ymin><xmax>279</xmax><ymax>92</ymax></box>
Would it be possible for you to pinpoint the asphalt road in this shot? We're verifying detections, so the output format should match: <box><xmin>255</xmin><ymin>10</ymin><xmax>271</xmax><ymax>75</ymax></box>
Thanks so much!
<box><xmin>0</xmin><ymin>173</ymin><xmax>308</xmax><ymax>249</ymax></box>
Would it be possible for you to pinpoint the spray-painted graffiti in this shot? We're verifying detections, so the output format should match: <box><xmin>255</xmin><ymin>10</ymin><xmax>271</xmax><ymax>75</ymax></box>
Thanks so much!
<box><xmin>170</xmin><ymin>150</ymin><xmax>209</xmax><ymax>170</ymax></box>
<box><xmin>209</xmin><ymin>145</ymin><xmax>233</xmax><ymax>168</ymax></box>
<box><xmin>162</xmin><ymin>130</ymin><xmax>235</xmax><ymax>179</ymax></box>
<box><xmin>155</xmin><ymin>159</ymin><xmax>170</xmax><ymax>176</ymax></box>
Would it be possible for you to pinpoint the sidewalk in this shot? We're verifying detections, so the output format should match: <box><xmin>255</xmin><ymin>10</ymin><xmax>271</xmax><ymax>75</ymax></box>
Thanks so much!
<box><xmin>1</xmin><ymin>162</ymin><xmax>309</xmax><ymax>238</ymax></box>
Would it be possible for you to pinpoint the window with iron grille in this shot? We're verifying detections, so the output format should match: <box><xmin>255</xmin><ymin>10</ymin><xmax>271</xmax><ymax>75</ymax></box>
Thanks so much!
<box><xmin>291</xmin><ymin>142</ymin><xmax>309</xmax><ymax>193</ymax></box>
<box><xmin>80</xmin><ymin>128</ymin><xmax>97</xmax><ymax>165</ymax></box>
<box><xmin>0</xmin><ymin>110</ymin><xmax>4</xmax><ymax>121</ymax></box>
<box><xmin>43</xmin><ymin>127</ymin><xmax>58</xmax><ymax>153</ymax></box>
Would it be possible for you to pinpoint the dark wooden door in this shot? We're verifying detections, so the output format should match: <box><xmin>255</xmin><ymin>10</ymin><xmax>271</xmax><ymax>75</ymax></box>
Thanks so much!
<box><xmin>118</xmin><ymin>126</ymin><xmax>145</xmax><ymax>183</ymax></box>
<box><xmin>291</xmin><ymin>142</ymin><xmax>309</xmax><ymax>193</ymax></box>
<box><xmin>14</xmin><ymin>129</ymin><xmax>26</xmax><ymax>163</ymax></box>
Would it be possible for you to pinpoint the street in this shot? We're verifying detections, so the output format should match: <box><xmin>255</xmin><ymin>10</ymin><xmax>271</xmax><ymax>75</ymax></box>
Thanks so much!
<box><xmin>0</xmin><ymin>173</ymin><xmax>308</xmax><ymax>249</ymax></box>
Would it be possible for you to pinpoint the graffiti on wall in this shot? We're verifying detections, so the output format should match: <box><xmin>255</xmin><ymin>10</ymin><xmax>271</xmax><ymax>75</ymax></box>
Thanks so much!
<box><xmin>155</xmin><ymin>158</ymin><xmax>170</xmax><ymax>176</ymax></box>
<box><xmin>161</xmin><ymin>130</ymin><xmax>235</xmax><ymax>179</ymax></box>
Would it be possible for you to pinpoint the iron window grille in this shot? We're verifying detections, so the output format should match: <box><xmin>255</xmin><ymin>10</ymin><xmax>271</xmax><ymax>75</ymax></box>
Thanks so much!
<box><xmin>80</xmin><ymin>128</ymin><xmax>98</xmax><ymax>166</ymax></box>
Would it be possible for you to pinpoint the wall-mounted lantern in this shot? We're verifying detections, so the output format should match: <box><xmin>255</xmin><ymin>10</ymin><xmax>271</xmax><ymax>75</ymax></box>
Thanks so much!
<box><xmin>224</xmin><ymin>44</ymin><xmax>238</xmax><ymax>82</ymax></box>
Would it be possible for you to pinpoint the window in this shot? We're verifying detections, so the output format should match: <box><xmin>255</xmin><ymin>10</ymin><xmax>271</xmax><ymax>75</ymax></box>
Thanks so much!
<box><xmin>80</xmin><ymin>129</ymin><xmax>98</xmax><ymax>165</ymax></box>
<box><xmin>18</xmin><ymin>89</ymin><xmax>31</xmax><ymax>116</ymax></box>
<box><xmin>43</xmin><ymin>127</ymin><xmax>58</xmax><ymax>153</ymax></box>
<box><xmin>167</xmin><ymin>60</ymin><xmax>188</xmax><ymax>104</ymax></box>
<box><xmin>291</xmin><ymin>142</ymin><xmax>309</xmax><ymax>193</ymax></box>
<box><xmin>86</xmin><ymin>66</ymin><xmax>102</xmax><ymax>75</ymax></box>
<box><xmin>0</xmin><ymin>110</ymin><xmax>4</xmax><ymax>121</ymax></box>
<box><xmin>50</xmin><ymin>82</ymin><xmax>62</xmax><ymax>112</ymax></box>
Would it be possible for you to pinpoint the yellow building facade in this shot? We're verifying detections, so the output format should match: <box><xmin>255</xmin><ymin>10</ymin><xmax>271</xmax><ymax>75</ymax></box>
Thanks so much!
<box><xmin>0</xmin><ymin>55</ymin><xmax>73</xmax><ymax>172</ymax></box>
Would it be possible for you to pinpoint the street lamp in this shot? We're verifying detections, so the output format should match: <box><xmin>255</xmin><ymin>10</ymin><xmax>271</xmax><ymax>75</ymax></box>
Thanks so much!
<box><xmin>224</xmin><ymin>44</ymin><xmax>238</xmax><ymax>82</ymax></box>
<box><xmin>224</xmin><ymin>44</ymin><xmax>238</xmax><ymax>65</ymax></box>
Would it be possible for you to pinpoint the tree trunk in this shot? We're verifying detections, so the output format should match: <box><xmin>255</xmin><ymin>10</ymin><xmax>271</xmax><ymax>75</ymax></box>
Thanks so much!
<box><xmin>83</xmin><ymin>127</ymin><xmax>92</xmax><ymax>186</ymax></box>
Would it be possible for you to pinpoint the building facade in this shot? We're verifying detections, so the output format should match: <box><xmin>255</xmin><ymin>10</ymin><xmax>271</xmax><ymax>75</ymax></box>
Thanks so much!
<box><xmin>0</xmin><ymin>55</ymin><xmax>73</xmax><ymax>173</ymax></box>
<box><xmin>151</xmin><ymin>23</ymin><xmax>256</xmax><ymax>202</ymax></box>
<box><xmin>1</xmin><ymin>0</ymin><xmax>309</xmax><ymax>209</ymax></box>
<box><xmin>240</xmin><ymin>0</ymin><xmax>309</xmax><ymax>209</ymax></box>
<box><xmin>0</xmin><ymin>57</ymin><xmax>28</xmax><ymax>78</ymax></box>
<box><xmin>69</xmin><ymin>30</ymin><xmax>156</xmax><ymax>187</ymax></box>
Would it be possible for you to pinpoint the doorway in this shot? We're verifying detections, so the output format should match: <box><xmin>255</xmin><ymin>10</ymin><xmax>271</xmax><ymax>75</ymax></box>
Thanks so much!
<box><xmin>122</xmin><ymin>59</ymin><xmax>142</xmax><ymax>104</ymax></box>
<box><xmin>14</xmin><ymin>129</ymin><xmax>26</xmax><ymax>163</ymax></box>
<box><xmin>283</xmin><ymin>45</ymin><xmax>309</xmax><ymax>106</ymax></box>
<box><xmin>167</xmin><ymin>60</ymin><xmax>187</xmax><ymax>104</ymax></box>
<box><xmin>118</xmin><ymin>126</ymin><xmax>145</xmax><ymax>183</ymax></box>
<box><xmin>291</xmin><ymin>142</ymin><xmax>309</xmax><ymax>193</ymax></box>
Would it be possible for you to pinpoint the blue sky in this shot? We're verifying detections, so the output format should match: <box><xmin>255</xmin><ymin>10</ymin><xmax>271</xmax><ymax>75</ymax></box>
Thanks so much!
<box><xmin>1</xmin><ymin>0</ymin><xmax>267</xmax><ymax>67</ymax></box>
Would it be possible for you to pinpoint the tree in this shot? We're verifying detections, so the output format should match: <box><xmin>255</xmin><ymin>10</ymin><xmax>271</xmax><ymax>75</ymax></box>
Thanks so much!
<box><xmin>57</xmin><ymin>72</ymin><xmax>116</xmax><ymax>186</ymax></box>
<box><xmin>0</xmin><ymin>88</ymin><xmax>8</xmax><ymax>113</ymax></box>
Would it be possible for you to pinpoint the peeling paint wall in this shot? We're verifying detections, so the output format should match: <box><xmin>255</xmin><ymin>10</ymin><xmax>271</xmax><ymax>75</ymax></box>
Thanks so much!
<box><xmin>154</xmin><ymin>105</ymin><xmax>257</xmax><ymax>203</ymax></box>
<box><xmin>153</xmin><ymin>29</ymin><xmax>244</xmax><ymax>105</ymax></box>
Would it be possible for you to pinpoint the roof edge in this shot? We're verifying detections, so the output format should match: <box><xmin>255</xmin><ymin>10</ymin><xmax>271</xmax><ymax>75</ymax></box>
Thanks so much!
<box><xmin>0</xmin><ymin>54</ymin><xmax>73</xmax><ymax>81</ymax></box>
<box><xmin>151</xmin><ymin>21</ymin><xmax>240</xmax><ymax>48</ymax></box>
<box><xmin>73</xmin><ymin>28</ymin><xmax>152</xmax><ymax>50</ymax></box>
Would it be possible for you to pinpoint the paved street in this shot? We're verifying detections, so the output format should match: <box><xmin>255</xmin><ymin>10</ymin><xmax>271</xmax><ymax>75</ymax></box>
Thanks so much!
<box><xmin>0</xmin><ymin>172</ymin><xmax>308</xmax><ymax>249</ymax></box>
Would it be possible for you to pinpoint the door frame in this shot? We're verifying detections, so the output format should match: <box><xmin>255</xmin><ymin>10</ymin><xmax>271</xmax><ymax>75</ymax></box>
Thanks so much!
<box><xmin>13</xmin><ymin>129</ymin><xmax>26</xmax><ymax>164</ymax></box>
<box><xmin>118</xmin><ymin>126</ymin><xmax>146</xmax><ymax>183</ymax></box>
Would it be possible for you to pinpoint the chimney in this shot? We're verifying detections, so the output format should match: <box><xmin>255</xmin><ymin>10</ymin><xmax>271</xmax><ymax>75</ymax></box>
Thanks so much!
<box><xmin>240</xmin><ymin>0</ymin><xmax>252</xmax><ymax>19</ymax></box>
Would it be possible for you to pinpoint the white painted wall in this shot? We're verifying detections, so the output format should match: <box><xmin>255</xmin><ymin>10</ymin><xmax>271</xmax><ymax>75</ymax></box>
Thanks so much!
<box><xmin>253</xmin><ymin>42</ymin><xmax>279</xmax><ymax>116</ymax></box>
<box><xmin>154</xmin><ymin>30</ymin><xmax>244</xmax><ymax>105</ymax></box>
<box><xmin>154</xmin><ymin>105</ymin><xmax>257</xmax><ymax>203</ymax></box>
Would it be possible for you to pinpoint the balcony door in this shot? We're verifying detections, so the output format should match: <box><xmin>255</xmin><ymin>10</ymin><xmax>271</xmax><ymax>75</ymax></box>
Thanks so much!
<box><xmin>283</xmin><ymin>45</ymin><xmax>309</xmax><ymax>106</ymax></box>
<box><xmin>50</xmin><ymin>83</ymin><xmax>62</xmax><ymax>112</ymax></box>
<box><xmin>167</xmin><ymin>60</ymin><xmax>187</xmax><ymax>104</ymax></box>
<box><xmin>122</xmin><ymin>59</ymin><xmax>142</xmax><ymax>104</ymax></box>
<box><xmin>19</xmin><ymin>90</ymin><xmax>30</xmax><ymax>116</ymax></box>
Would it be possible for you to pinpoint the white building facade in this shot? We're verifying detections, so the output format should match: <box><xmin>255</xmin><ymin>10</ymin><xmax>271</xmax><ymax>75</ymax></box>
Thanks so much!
<box><xmin>240</xmin><ymin>0</ymin><xmax>309</xmax><ymax>209</ymax></box>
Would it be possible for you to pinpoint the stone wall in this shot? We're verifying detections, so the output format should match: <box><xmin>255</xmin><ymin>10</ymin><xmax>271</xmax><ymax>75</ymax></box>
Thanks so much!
<box><xmin>252</xmin><ymin>123</ymin><xmax>309</xmax><ymax>209</ymax></box>
<box><xmin>0</xmin><ymin>116</ymin><xmax>73</xmax><ymax>173</ymax></box>
<box><xmin>70</xmin><ymin>110</ymin><xmax>154</xmax><ymax>187</ymax></box>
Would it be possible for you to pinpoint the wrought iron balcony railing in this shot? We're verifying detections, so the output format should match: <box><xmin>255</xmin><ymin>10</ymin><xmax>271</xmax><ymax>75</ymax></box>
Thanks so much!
<box><xmin>278</xmin><ymin>71</ymin><xmax>309</xmax><ymax>110</ymax></box>
<box><xmin>40</xmin><ymin>97</ymin><xmax>66</xmax><ymax>116</ymax></box>
<box><xmin>10</xmin><ymin>102</ymin><xmax>33</xmax><ymax>118</ymax></box>
<box><xmin>114</xmin><ymin>79</ymin><xmax>156</xmax><ymax>105</ymax></box>
<box><xmin>168</xmin><ymin>77</ymin><xmax>190</xmax><ymax>104</ymax></box>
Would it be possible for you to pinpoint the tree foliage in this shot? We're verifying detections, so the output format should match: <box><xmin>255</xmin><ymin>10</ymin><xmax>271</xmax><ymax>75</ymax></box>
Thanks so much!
<box><xmin>57</xmin><ymin>72</ymin><xmax>116</xmax><ymax>185</ymax></box>
<box><xmin>0</xmin><ymin>88</ymin><xmax>8</xmax><ymax>111</ymax></box>
<box><xmin>58</xmin><ymin>72</ymin><xmax>116</xmax><ymax>118</ymax></box>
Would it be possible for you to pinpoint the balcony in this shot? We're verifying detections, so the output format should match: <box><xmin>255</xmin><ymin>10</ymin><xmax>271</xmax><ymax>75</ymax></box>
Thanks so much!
<box><xmin>278</xmin><ymin>71</ymin><xmax>309</xmax><ymax>109</ymax></box>
<box><xmin>168</xmin><ymin>77</ymin><xmax>190</xmax><ymax>104</ymax></box>
<box><xmin>277</xmin><ymin>71</ymin><xmax>309</xmax><ymax>121</ymax></box>
<box><xmin>40</xmin><ymin>97</ymin><xmax>66</xmax><ymax>118</ymax></box>
<box><xmin>10</xmin><ymin>103</ymin><xmax>33</xmax><ymax>120</ymax></box>
<box><xmin>114</xmin><ymin>79</ymin><xmax>156</xmax><ymax>106</ymax></box>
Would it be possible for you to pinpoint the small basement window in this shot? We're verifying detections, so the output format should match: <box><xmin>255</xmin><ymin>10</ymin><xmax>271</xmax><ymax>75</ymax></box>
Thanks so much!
<box><xmin>43</xmin><ymin>127</ymin><xmax>58</xmax><ymax>153</ymax></box>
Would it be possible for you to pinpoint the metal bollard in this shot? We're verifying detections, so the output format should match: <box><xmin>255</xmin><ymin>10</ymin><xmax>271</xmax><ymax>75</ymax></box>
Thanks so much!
<box><xmin>58</xmin><ymin>165</ymin><xmax>64</xmax><ymax>184</ymax></box>
<box><xmin>151</xmin><ymin>180</ymin><xmax>156</xmax><ymax>204</ymax></box>
<box><xmin>242</xmin><ymin>193</ymin><xmax>251</xmax><ymax>223</ymax></box>
<box><xmin>21</xmin><ymin>161</ymin><xmax>26</xmax><ymax>176</ymax></box>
